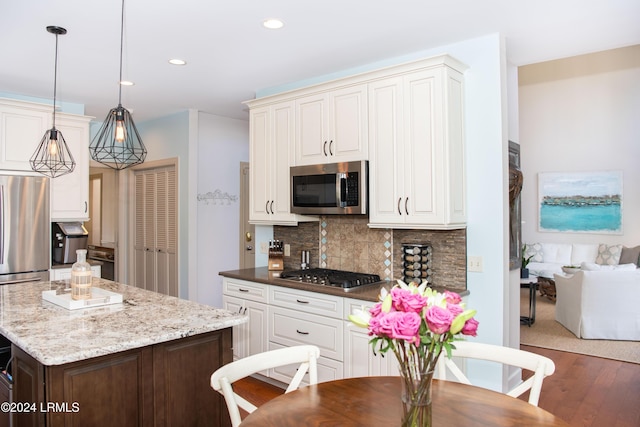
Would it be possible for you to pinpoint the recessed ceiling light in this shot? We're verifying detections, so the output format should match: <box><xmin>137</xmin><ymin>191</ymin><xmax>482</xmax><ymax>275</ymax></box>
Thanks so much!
<box><xmin>263</xmin><ymin>19</ymin><xmax>284</xmax><ymax>29</ymax></box>
<box><xmin>120</xmin><ymin>80</ymin><xmax>134</xmax><ymax>86</ymax></box>
<box><xmin>169</xmin><ymin>58</ymin><xmax>187</xmax><ymax>65</ymax></box>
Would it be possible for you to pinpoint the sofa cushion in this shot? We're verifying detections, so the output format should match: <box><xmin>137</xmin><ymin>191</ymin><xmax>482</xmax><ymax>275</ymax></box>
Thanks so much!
<box><xmin>619</xmin><ymin>245</ymin><xmax>640</xmax><ymax>266</ymax></box>
<box><xmin>595</xmin><ymin>244</ymin><xmax>622</xmax><ymax>265</ymax></box>
<box><xmin>570</xmin><ymin>244</ymin><xmax>599</xmax><ymax>265</ymax></box>
<box><xmin>581</xmin><ymin>261</ymin><xmax>637</xmax><ymax>271</ymax></box>
<box><xmin>541</xmin><ymin>243</ymin><xmax>572</xmax><ymax>265</ymax></box>
<box><xmin>524</xmin><ymin>243</ymin><xmax>543</xmax><ymax>263</ymax></box>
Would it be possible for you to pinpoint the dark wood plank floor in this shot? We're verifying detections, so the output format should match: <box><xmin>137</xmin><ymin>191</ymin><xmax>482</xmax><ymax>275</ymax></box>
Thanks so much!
<box><xmin>235</xmin><ymin>346</ymin><xmax>640</xmax><ymax>427</ymax></box>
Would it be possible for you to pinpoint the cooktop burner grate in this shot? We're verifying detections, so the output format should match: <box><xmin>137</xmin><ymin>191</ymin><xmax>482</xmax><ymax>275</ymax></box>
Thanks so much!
<box><xmin>279</xmin><ymin>268</ymin><xmax>382</xmax><ymax>291</ymax></box>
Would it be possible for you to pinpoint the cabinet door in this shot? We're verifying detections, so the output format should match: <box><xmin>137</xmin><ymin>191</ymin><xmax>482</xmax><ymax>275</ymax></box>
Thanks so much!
<box><xmin>0</xmin><ymin>103</ymin><xmax>49</xmax><ymax>171</ymax></box>
<box><xmin>249</xmin><ymin>107</ymin><xmax>272</xmax><ymax>222</ymax></box>
<box><xmin>51</xmin><ymin>114</ymin><xmax>91</xmax><ymax>221</ymax></box>
<box><xmin>295</xmin><ymin>93</ymin><xmax>327</xmax><ymax>165</ymax></box>
<box><xmin>403</xmin><ymin>69</ymin><xmax>443</xmax><ymax>225</ymax></box>
<box><xmin>368</xmin><ymin>77</ymin><xmax>405</xmax><ymax>225</ymax></box>
<box><xmin>329</xmin><ymin>84</ymin><xmax>368</xmax><ymax>161</ymax></box>
<box><xmin>270</xmin><ymin>102</ymin><xmax>296</xmax><ymax>221</ymax></box>
<box><xmin>223</xmin><ymin>296</ymin><xmax>246</xmax><ymax>360</ymax></box>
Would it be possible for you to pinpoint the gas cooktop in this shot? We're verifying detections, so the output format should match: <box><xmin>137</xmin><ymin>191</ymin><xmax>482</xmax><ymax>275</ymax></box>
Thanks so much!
<box><xmin>279</xmin><ymin>268</ymin><xmax>382</xmax><ymax>292</ymax></box>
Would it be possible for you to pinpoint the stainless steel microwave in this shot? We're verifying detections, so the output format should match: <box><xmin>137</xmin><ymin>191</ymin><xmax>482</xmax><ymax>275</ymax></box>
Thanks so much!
<box><xmin>290</xmin><ymin>160</ymin><xmax>368</xmax><ymax>215</ymax></box>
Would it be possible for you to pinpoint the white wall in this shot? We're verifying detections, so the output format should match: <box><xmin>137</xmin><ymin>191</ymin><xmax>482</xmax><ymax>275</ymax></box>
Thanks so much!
<box><xmin>519</xmin><ymin>45</ymin><xmax>640</xmax><ymax>247</ymax></box>
<box><xmin>195</xmin><ymin>112</ymin><xmax>249</xmax><ymax>307</ymax></box>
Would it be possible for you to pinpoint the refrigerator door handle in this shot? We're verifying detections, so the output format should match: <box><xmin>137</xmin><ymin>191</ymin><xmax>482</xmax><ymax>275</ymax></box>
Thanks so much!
<box><xmin>0</xmin><ymin>277</ymin><xmax>44</xmax><ymax>286</ymax></box>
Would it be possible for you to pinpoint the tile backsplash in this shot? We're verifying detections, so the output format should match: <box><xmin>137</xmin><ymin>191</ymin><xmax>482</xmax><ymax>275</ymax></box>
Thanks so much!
<box><xmin>274</xmin><ymin>216</ymin><xmax>466</xmax><ymax>290</ymax></box>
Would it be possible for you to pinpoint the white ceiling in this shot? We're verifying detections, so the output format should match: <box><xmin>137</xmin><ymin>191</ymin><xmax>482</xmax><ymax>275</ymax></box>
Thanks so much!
<box><xmin>1</xmin><ymin>0</ymin><xmax>639</xmax><ymax>122</ymax></box>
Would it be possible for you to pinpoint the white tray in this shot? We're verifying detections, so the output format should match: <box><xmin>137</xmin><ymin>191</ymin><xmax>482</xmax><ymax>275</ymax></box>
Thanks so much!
<box><xmin>42</xmin><ymin>287</ymin><xmax>123</xmax><ymax>310</ymax></box>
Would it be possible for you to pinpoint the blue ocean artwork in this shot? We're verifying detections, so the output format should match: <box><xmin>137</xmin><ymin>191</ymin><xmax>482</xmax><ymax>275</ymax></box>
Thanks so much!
<box><xmin>539</xmin><ymin>204</ymin><xmax>621</xmax><ymax>232</ymax></box>
<box><xmin>538</xmin><ymin>171</ymin><xmax>623</xmax><ymax>234</ymax></box>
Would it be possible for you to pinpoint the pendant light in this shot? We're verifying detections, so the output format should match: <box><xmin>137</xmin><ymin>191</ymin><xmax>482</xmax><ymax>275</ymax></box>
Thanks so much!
<box><xmin>89</xmin><ymin>0</ymin><xmax>147</xmax><ymax>170</ymax></box>
<box><xmin>30</xmin><ymin>26</ymin><xmax>76</xmax><ymax>178</ymax></box>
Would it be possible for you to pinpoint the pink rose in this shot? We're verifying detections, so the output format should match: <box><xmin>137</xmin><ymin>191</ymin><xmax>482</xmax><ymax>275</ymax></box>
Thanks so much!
<box><xmin>461</xmin><ymin>318</ymin><xmax>479</xmax><ymax>336</ymax></box>
<box><xmin>444</xmin><ymin>291</ymin><xmax>462</xmax><ymax>304</ymax></box>
<box><xmin>388</xmin><ymin>311</ymin><xmax>421</xmax><ymax>344</ymax></box>
<box><xmin>447</xmin><ymin>303</ymin><xmax>464</xmax><ymax>317</ymax></box>
<box><xmin>375</xmin><ymin>312</ymin><xmax>398</xmax><ymax>337</ymax></box>
<box><xmin>425</xmin><ymin>306</ymin><xmax>454</xmax><ymax>334</ymax></box>
<box><xmin>369</xmin><ymin>302</ymin><xmax>382</xmax><ymax>317</ymax></box>
<box><xmin>391</xmin><ymin>287</ymin><xmax>427</xmax><ymax>313</ymax></box>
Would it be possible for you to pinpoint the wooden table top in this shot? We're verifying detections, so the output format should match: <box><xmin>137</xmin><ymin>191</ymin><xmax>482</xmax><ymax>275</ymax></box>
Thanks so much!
<box><xmin>240</xmin><ymin>376</ymin><xmax>570</xmax><ymax>427</ymax></box>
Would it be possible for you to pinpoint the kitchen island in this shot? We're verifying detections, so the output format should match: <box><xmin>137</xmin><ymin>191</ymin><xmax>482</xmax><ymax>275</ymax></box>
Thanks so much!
<box><xmin>0</xmin><ymin>278</ymin><xmax>246</xmax><ymax>427</ymax></box>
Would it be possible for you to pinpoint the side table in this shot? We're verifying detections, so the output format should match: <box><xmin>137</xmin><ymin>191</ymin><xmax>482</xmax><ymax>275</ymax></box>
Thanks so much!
<box><xmin>520</xmin><ymin>275</ymin><xmax>538</xmax><ymax>326</ymax></box>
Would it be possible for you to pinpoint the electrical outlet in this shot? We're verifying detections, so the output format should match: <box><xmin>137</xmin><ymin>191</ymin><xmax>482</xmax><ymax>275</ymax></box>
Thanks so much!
<box><xmin>468</xmin><ymin>256</ymin><xmax>483</xmax><ymax>272</ymax></box>
<box><xmin>284</xmin><ymin>244</ymin><xmax>291</xmax><ymax>257</ymax></box>
<box><xmin>260</xmin><ymin>242</ymin><xmax>269</xmax><ymax>254</ymax></box>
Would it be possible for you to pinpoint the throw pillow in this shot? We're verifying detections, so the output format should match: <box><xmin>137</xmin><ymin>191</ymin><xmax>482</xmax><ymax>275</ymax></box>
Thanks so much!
<box><xmin>571</xmin><ymin>244</ymin><xmax>599</xmax><ymax>265</ymax></box>
<box><xmin>524</xmin><ymin>243</ymin><xmax>543</xmax><ymax>263</ymax></box>
<box><xmin>581</xmin><ymin>262</ymin><xmax>601</xmax><ymax>271</ymax></box>
<box><xmin>619</xmin><ymin>245</ymin><xmax>640</xmax><ymax>267</ymax></box>
<box><xmin>595</xmin><ymin>244</ymin><xmax>622</xmax><ymax>265</ymax></box>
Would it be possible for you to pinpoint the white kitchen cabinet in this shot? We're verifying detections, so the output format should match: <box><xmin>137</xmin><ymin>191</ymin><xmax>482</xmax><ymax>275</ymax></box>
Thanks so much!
<box><xmin>0</xmin><ymin>98</ymin><xmax>92</xmax><ymax>222</ymax></box>
<box><xmin>249</xmin><ymin>101</ymin><xmax>317</xmax><ymax>225</ymax></box>
<box><xmin>50</xmin><ymin>112</ymin><xmax>92</xmax><ymax>221</ymax></box>
<box><xmin>368</xmin><ymin>58</ymin><xmax>467</xmax><ymax>229</ymax></box>
<box><xmin>295</xmin><ymin>84</ymin><xmax>368</xmax><ymax>165</ymax></box>
<box><xmin>343</xmin><ymin>298</ymin><xmax>398</xmax><ymax>378</ymax></box>
<box><xmin>222</xmin><ymin>278</ymin><xmax>269</xmax><ymax>364</ymax></box>
<box><xmin>50</xmin><ymin>264</ymin><xmax>101</xmax><ymax>280</ymax></box>
<box><xmin>0</xmin><ymin>99</ymin><xmax>50</xmax><ymax>172</ymax></box>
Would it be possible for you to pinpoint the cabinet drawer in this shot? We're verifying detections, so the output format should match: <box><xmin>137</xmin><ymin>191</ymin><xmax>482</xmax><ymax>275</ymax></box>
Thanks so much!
<box><xmin>269</xmin><ymin>306</ymin><xmax>343</xmax><ymax>361</ymax></box>
<box><xmin>223</xmin><ymin>278</ymin><xmax>269</xmax><ymax>303</ymax></box>
<box><xmin>268</xmin><ymin>342</ymin><xmax>343</xmax><ymax>385</ymax></box>
<box><xmin>343</xmin><ymin>297</ymin><xmax>377</xmax><ymax>320</ymax></box>
<box><xmin>270</xmin><ymin>286</ymin><xmax>343</xmax><ymax>318</ymax></box>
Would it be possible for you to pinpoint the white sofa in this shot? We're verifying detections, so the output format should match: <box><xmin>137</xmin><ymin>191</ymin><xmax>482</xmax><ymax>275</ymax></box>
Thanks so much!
<box><xmin>525</xmin><ymin>243</ymin><xmax>639</xmax><ymax>279</ymax></box>
<box><xmin>554</xmin><ymin>270</ymin><xmax>640</xmax><ymax>340</ymax></box>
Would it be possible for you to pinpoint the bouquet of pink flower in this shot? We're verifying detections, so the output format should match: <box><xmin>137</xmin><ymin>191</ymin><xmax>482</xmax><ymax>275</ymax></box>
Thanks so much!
<box><xmin>349</xmin><ymin>279</ymin><xmax>479</xmax><ymax>427</ymax></box>
<box><xmin>349</xmin><ymin>279</ymin><xmax>479</xmax><ymax>358</ymax></box>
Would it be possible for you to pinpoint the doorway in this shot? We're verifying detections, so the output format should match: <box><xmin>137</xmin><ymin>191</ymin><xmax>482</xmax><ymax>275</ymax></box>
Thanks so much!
<box><xmin>239</xmin><ymin>162</ymin><xmax>255</xmax><ymax>269</ymax></box>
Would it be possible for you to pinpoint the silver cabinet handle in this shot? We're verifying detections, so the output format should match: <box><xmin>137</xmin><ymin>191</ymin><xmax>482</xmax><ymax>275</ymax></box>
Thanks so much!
<box><xmin>397</xmin><ymin>198</ymin><xmax>402</xmax><ymax>215</ymax></box>
<box><xmin>329</xmin><ymin>140</ymin><xmax>334</xmax><ymax>156</ymax></box>
<box><xmin>323</xmin><ymin>141</ymin><xmax>328</xmax><ymax>156</ymax></box>
<box><xmin>270</xmin><ymin>200</ymin><xmax>274</xmax><ymax>214</ymax></box>
<box><xmin>296</xmin><ymin>299</ymin><xmax>309</xmax><ymax>304</ymax></box>
<box><xmin>265</xmin><ymin>201</ymin><xmax>269</xmax><ymax>214</ymax></box>
<box><xmin>296</xmin><ymin>329</ymin><xmax>309</xmax><ymax>335</ymax></box>
<box><xmin>405</xmin><ymin>197</ymin><xmax>409</xmax><ymax>215</ymax></box>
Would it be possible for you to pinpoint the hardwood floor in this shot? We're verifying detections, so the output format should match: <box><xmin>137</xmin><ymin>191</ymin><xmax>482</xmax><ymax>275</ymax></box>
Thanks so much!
<box><xmin>235</xmin><ymin>346</ymin><xmax>640</xmax><ymax>426</ymax></box>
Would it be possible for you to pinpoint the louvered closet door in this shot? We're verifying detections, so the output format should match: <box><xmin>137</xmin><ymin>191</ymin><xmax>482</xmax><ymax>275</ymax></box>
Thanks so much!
<box><xmin>134</xmin><ymin>166</ymin><xmax>177</xmax><ymax>296</ymax></box>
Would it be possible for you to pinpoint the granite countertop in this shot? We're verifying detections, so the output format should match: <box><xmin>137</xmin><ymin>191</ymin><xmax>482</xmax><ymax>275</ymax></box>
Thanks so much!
<box><xmin>0</xmin><ymin>279</ymin><xmax>247</xmax><ymax>366</ymax></box>
<box><xmin>219</xmin><ymin>267</ymin><xmax>469</xmax><ymax>302</ymax></box>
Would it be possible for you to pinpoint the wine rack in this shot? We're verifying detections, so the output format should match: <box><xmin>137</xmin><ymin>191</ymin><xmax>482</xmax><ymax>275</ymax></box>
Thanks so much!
<box><xmin>401</xmin><ymin>243</ymin><xmax>432</xmax><ymax>285</ymax></box>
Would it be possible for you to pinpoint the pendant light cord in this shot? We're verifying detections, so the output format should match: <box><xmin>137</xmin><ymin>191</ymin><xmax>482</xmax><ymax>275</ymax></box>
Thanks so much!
<box><xmin>52</xmin><ymin>32</ymin><xmax>59</xmax><ymax>128</ymax></box>
<box><xmin>118</xmin><ymin>0</ymin><xmax>125</xmax><ymax>106</ymax></box>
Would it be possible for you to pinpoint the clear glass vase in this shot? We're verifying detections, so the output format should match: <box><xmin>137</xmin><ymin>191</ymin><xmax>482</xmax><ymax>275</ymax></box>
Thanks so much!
<box><xmin>71</xmin><ymin>249</ymin><xmax>92</xmax><ymax>300</ymax></box>
<box><xmin>397</xmin><ymin>343</ymin><xmax>440</xmax><ymax>427</ymax></box>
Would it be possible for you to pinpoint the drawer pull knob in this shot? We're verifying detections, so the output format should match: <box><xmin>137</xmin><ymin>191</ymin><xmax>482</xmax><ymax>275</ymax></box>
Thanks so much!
<box><xmin>296</xmin><ymin>299</ymin><xmax>309</xmax><ymax>304</ymax></box>
<box><xmin>296</xmin><ymin>329</ymin><xmax>309</xmax><ymax>335</ymax></box>
<box><xmin>238</xmin><ymin>288</ymin><xmax>249</xmax><ymax>293</ymax></box>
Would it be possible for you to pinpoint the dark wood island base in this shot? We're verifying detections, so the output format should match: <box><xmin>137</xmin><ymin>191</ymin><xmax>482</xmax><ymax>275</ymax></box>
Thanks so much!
<box><xmin>11</xmin><ymin>329</ymin><xmax>232</xmax><ymax>427</ymax></box>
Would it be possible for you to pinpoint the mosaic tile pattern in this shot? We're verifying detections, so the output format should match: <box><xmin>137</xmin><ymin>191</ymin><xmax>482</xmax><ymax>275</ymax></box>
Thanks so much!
<box><xmin>275</xmin><ymin>219</ymin><xmax>466</xmax><ymax>290</ymax></box>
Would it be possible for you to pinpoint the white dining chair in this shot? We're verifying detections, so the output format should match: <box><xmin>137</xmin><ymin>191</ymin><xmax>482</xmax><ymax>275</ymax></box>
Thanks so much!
<box><xmin>210</xmin><ymin>345</ymin><xmax>320</xmax><ymax>427</ymax></box>
<box><xmin>436</xmin><ymin>341</ymin><xmax>555</xmax><ymax>406</ymax></box>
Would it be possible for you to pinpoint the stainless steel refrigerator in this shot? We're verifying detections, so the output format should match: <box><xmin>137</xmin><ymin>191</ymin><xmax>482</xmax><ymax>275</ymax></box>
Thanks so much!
<box><xmin>0</xmin><ymin>174</ymin><xmax>50</xmax><ymax>285</ymax></box>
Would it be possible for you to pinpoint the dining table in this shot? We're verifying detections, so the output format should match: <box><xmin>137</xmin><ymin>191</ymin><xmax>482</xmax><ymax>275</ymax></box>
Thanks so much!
<box><xmin>239</xmin><ymin>376</ymin><xmax>570</xmax><ymax>426</ymax></box>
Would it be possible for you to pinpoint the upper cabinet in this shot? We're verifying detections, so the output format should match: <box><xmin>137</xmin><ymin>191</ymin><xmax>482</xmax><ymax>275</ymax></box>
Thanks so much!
<box><xmin>0</xmin><ymin>99</ymin><xmax>50</xmax><ymax>171</ymax></box>
<box><xmin>368</xmin><ymin>59</ymin><xmax>467</xmax><ymax>230</ymax></box>
<box><xmin>0</xmin><ymin>98</ymin><xmax>92</xmax><ymax>222</ymax></box>
<box><xmin>51</xmin><ymin>112</ymin><xmax>91</xmax><ymax>221</ymax></box>
<box><xmin>249</xmin><ymin>101</ymin><xmax>317</xmax><ymax>225</ymax></box>
<box><xmin>245</xmin><ymin>54</ymin><xmax>467</xmax><ymax>228</ymax></box>
<box><xmin>295</xmin><ymin>85</ymin><xmax>368</xmax><ymax>165</ymax></box>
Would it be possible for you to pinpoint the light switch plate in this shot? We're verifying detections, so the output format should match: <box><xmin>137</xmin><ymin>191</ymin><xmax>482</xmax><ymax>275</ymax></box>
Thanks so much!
<box><xmin>260</xmin><ymin>242</ymin><xmax>269</xmax><ymax>254</ymax></box>
<box><xmin>468</xmin><ymin>256</ymin><xmax>483</xmax><ymax>272</ymax></box>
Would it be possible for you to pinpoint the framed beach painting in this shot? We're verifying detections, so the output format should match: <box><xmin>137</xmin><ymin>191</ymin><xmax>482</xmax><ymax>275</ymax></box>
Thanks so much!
<box><xmin>538</xmin><ymin>171</ymin><xmax>622</xmax><ymax>234</ymax></box>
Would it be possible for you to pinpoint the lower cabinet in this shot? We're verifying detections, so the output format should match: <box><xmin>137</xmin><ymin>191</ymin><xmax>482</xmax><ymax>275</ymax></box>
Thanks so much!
<box><xmin>221</xmin><ymin>277</ymin><xmax>395</xmax><ymax>386</ymax></box>
<box><xmin>9</xmin><ymin>329</ymin><xmax>232</xmax><ymax>427</ymax></box>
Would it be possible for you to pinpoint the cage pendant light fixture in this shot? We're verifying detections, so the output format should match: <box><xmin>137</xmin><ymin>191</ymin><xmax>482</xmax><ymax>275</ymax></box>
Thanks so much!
<box><xmin>89</xmin><ymin>0</ymin><xmax>146</xmax><ymax>170</ymax></box>
<box><xmin>30</xmin><ymin>26</ymin><xmax>76</xmax><ymax>178</ymax></box>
